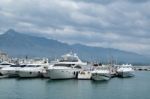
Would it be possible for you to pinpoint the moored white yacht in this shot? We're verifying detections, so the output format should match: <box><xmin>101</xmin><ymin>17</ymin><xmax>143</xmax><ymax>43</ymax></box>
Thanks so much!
<box><xmin>0</xmin><ymin>64</ymin><xmax>26</xmax><ymax>77</ymax></box>
<box><xmin>91</xmin><ymin>65</ymin><xmax>111</xmax><ymax>81</ymax></box>
<box><xmin>47</xmin><ymin>52</ymin><xmax>87</xmax><ymax>79</ymax></box>
<box><xmin>18</xmin><ymin>58</ymin><xmax>49</xmax><ymax>78</ymax></box>
<box><xmin>42</xmin><ymin>60</ymin><xmax>58</xmax><ymax>78</ymax></box>
<box><xmin>18</xmin><ymin>64</ymin><xmax>46</xmax><ymax>78</ymax></box>
<box><xmin>0</xmin><ymin>62</ymin><xmax>13</xmax><ymax>76</ymax></box>
<box><xmin>117</xmin><ymin>64</ymin><xmax>134</xmax><ymax>78</ymax></box>
<box><xmin>0</xmin><ymin>62</ymin><xmax>13</xmax><ymax>69</ymax></box>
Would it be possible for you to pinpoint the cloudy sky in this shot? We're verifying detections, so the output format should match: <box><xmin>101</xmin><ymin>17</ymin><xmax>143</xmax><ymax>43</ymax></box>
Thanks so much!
<box><xmin>0</xmin><ymin>0</ymin><xmax>150</xmax><ymax>55</ymax></box>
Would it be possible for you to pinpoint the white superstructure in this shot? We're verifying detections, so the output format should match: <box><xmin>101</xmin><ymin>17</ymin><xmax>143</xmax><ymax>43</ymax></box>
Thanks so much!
<box><xmin>0</xmin><ymin>62</ymin><xmax>12</xmax><ymax>69</ymax></box>
<box><xmin>48</xmin><ymin>52</ymin><xmax>87</xmax><ymax>79</ymax></box>
<box><xmin>117</xmin><ymin>64</ymin><xmax>134</xmax><ymax>77</ymax></box>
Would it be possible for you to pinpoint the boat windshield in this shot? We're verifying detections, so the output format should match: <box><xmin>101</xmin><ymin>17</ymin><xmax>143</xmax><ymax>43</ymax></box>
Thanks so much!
<box><xmin>74</xmin><ymin>65</ymin><xmax>82</xmax><ymax>69</ymax></box>
<box><xmin>27</xmin><ymin>65</ymin><xmax>41</xmax><ymax>67</ymax></box>
<box><xmin>59</xmin><ymin>56</ymin><xmax>78</xmax><ymax>62</ymax></box>
<box><xmin>54</xmin><ymin>64</ymin><xmax>75</xmax><ymax>67</ymax></box>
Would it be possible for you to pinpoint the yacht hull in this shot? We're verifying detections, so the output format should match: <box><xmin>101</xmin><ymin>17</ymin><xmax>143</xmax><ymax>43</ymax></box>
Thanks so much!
<box><xmin>91</xmin><ymin>73</ymin><xmax>111</xmax><ymax>81</ymax></box>
<box><xmin>42</xmin><ymin>70</ymin><xmax>49</xmax><ymax>78</ymax></box>
<box><xmin>0</xmin><ymin>70</ymin><xmax>19</xmax><ymax>77</ymax></box>
<box><xmin>117</xmin><ymin>71</ymin><xmax>134</xmax><ymax>78</ymax></box>
<box><xmin>48</xmin><ymin>69</ymin><xmax>78</xmax><ymax>79</ymax></box>
<box><xmin>18</xmin><ymin>71</ymin><xmax>42</xmax><ymax>78</ymax></box>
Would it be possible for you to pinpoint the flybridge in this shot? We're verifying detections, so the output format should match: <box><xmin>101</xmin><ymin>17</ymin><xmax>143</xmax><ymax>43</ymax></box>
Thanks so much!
<box><xmin>59</xmin><ymin>52</ymin><xmax>79</xmax><ymax>62</ymax></box>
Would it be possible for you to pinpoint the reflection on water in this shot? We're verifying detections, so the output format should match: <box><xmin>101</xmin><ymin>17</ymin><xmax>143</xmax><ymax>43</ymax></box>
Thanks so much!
<box><xmin>0</xmin><ymin>71</ymin><xmax>150</xmax><ymax>99</ymax></box>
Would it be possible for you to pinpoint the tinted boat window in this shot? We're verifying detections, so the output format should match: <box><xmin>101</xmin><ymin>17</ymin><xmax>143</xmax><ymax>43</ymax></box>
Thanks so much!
<box><xmin>59</xmin><ymin>60</ymin><xmax>78</xmax><ymax>62</ymax></box>
<box><xmin>27</xmin><ymin>65</ymin><xmax>40</xmax><ymax>67</ymax></box>
<box><xmin>54</xmin><ymin>64</ymin><xmax>74</xmax><ymax>67</ymax></box>
<box><xmin>10</xmin><ymin>65</ymin><xmax>21</xmax><ymax>67</ymax></box>
<box><xmin>20</xmin><ymin>65</ymin><xmax>26</xmax><ymax>67</ymax></box>
<box><xmin>59</xmin><ymin>56</ymin><xmax>78</xmax><ymax>62</ymax></box>
<box><xmin>0</xmin><ymin>63</ymin><xmax>11</xmax><ymax>65</ymax></box>
<box><xmin>74</xmin><ymin>65</ymin><xmax>82</xmax><ymax>69</ymax></box>
<box><xmin>36</xmin><ymin>65</ymin><xmax>40</xmax><ymax>67</ymax></box>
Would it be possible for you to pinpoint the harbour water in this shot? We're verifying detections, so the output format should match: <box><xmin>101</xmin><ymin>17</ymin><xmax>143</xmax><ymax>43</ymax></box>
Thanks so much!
<box><xmin>0</xmin><ymin>71</ymin><xmax>149</xmax><ymax>99</ymax></box>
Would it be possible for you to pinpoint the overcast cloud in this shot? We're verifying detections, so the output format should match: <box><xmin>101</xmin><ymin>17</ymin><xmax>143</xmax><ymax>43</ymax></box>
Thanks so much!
<box><xmin>0</xmin><ymin>0</ymin><xmax>150</xmax><ymax>55</ymax></box>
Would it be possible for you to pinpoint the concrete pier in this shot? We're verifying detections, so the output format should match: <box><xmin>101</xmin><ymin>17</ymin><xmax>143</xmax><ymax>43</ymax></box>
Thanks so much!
<box><xmin>133</xmin><ymin>66</ymin><xmax>150</xmax><ymax>71</ymax></box>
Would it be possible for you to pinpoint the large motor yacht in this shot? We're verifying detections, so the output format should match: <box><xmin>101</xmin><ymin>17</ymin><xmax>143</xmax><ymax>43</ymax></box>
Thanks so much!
<box><xmin>18</xmin><ymin>58</ymin><xmax>49</xmax><ymax>78</ymax></box>
<box><xmin>0</xmin><ymin>62</ymin><xmax>14</xmax><ymax>76</ymax></box>
<box><xmin>0</xmin><ymin>62</ymin><xmax>13</xmax><ymax>69</ymax></box>
<box><xmin>0</xmin><ymin>64</ymin><xmax>25</xmax><ymax>77</ymax></box>
<box><xmin>47</xmin><ymin>52</ymin><xmax>87</xmax><ymax>79</ymax></box>
<box><xmin>116</xmin><ymin>64</ymin><xmax>134</xmax><ymax>78</ymax></box>
<box><xmin>18</xmin><ymin>64</ymin><xmax>47</xmax><ymax>78</ymax></box>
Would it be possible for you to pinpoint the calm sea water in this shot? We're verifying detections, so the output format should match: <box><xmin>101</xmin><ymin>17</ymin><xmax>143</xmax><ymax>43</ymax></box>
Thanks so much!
<box><xmin>0</xmin><ymin>71</ymin><xmax>150</xmax><ymax>99</ymax></box>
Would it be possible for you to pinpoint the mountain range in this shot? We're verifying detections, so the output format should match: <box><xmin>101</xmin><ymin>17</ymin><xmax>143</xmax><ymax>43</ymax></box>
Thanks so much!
<box><xmin>0</xmin><ymin>29</ymin><xmax>149</xmax><ymax>65</ymax></box>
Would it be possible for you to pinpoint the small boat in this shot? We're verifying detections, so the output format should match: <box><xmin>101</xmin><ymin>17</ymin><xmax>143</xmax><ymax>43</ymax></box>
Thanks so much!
<box><xmin>91</xmin><ymin>65</ymin><xmax>111</xmax><ymax>81</ymax></box>
<box><xmin>117</xmin><ymin>64</ymin><xmax>134</xmax><ymax>78</ymax></box>
<box><xmin>78</xmin><ymin>70</ymin><xmax>92</xmax><ymax>80</ymax></box>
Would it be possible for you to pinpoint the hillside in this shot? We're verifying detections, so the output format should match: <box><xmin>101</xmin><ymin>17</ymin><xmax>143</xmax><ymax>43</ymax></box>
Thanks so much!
<box><xmin>0</xmin><ymin>29</ymin><xmax>149</xmax><ymax>64</ymax></box>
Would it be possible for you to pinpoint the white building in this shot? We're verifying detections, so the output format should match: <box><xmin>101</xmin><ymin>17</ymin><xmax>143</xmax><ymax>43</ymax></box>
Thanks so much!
<box><xmin>0</xmin><ymin>51</ymin><xmax>9</xmax><ymax>62</ymax></box>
